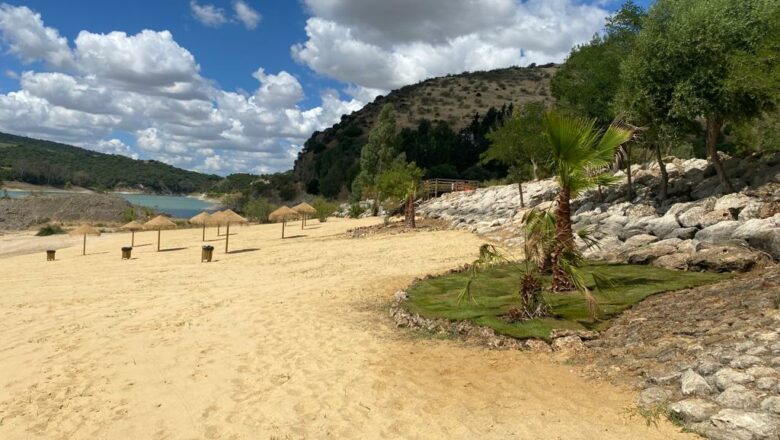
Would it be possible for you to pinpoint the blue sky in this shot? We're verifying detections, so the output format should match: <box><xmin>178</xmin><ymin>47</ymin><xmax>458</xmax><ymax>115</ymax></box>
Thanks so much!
<box><xmin>0</xmin><ymin>0</ymin><xmax>650</xmax><ymax>175</ymax></box>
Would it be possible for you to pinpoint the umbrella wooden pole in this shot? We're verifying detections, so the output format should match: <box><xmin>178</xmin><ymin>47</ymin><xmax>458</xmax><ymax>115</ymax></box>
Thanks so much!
<box><xmin>157</xmin><ymin>229</ymin><xmax>161</xmax><ymax>252</ymax></box>
<box><xmin>225</xmin><ymin>223</ymin><xmax>230</xmax><ymax>253</ymax></box>
<box><xmin>82</xmin><ymin>234</ymin><xmax>86</xmax><ymax>256</ymax></box>
<box><xmin>217</xmin><ymin>225</ymin><xmax>221</xmax><ymax>236</ymax></box>
<box><xmin>301</xmin><ymin>214</ymin><xmax>305</xmax><ymax>229</ymax></box>
<box><xmin>202</xmin><ymin>224</ymin><xmax>206</xmax><ymax>241</ymax></box>
<box><xmin>131</xmin><ymin>230</ymin><xmax>135</xmax><ymax>247</ymax></box>
<box><xmin>282</xmin><ymin>219</ymin><xmax>285</xmax><ymax>239</ymax></box>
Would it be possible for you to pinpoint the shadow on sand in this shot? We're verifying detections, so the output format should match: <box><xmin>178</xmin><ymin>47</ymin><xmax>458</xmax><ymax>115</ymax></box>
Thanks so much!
<box><xmin>283</xmin><ymin>235</ymin><xmax>307</xmax><ymax>239</ymax></box>
<box><xmin>227</xmin><ymin>248</ymin><xmax>260</xmax><ymax>254</ymax></box>
<box><xmin>158</xmin><ymin>247</ymin><xmax>188</xmax><ymax>252</ymax></box>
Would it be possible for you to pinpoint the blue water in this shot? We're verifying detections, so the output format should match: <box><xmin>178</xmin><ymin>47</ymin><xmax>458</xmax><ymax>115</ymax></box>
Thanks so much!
<box><xmin>2</xmin><ymin>189</ymin><xmax>218</xmax><ymax>219</ymax></box>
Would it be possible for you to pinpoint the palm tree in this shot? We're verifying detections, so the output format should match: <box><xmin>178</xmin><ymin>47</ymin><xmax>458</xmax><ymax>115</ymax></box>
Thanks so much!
<box><xmin>542</xmin><ymin>112</ymin><xmax>632</xmax><ymax>291</ymax></box>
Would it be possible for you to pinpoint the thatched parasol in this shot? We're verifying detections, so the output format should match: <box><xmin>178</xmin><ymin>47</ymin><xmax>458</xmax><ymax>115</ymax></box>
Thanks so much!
<box><xmin>144</xmin><ymin>215</ymin><xmax>177</xmax><ymax>251</ymax></box>
<box><xmin>189</xmin><ymin>211</ymin><xmax>211</xmax><ymax>242</ymax></box>
<box><xmin>210</xmin><ymin>210</ymin><xmax>225</xmax><ymax>235</ymax></box>
<box><xmin>293</xmin><ymin>202</ymin><xmax>317</xmax><ymax>229</ymax></box>
<box><xmin>121</xmin><ymin>220</ymin><xmax>144</xmax><ymax>246</ymax></box>
<box><xmin>69</xmin><ymin>224</ymin><xmax>100</xmax><ymax>255</ymax></box>
<box><xmin>269</xmin><ymin>206</ymin><xmax>298</xmax><ymax>238</ymax></box>
<box><xmin>209</xmin><ymin>209</ymin><xmax>248</xmax><ymax>252</ymax></box>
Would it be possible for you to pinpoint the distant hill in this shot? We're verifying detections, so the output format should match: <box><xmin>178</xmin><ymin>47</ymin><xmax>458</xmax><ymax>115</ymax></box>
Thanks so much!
<box><xmin>0</xmin><ymin>132</ymin><xmax>220</xmax><ymax>194</ymax></box>
<box><xmin>294</xmin><ymin>64</ymin><xmax>557</xmax><ymax>197</ymax></box>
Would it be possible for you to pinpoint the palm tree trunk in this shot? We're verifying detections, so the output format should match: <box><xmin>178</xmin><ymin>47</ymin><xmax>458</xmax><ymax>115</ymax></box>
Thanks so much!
<box><xmin>551</xmin><ymin>188</ymin><xmax>575</xmax><ymax>292</ymax></box>
<box><xmin>517</xmin><ymin>181</ymin><xmax>525</xmax><ymax>208</ymax></box>
<box><xmin>706</xmin><ymin>116</ymin><xmax>734</xmax><ymax>194</ymax></box>
<box><xmin>531</xmin><ymin>159</ymin><xmax>539</xmax><ymax>181</ymax></box>
<box><xmin>655</xmin><ymin>143</ymin><xmax>668</xmax><ymax>201</ymax></box>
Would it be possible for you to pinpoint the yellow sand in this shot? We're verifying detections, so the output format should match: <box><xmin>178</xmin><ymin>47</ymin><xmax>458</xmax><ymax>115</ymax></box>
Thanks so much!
<box><xmin>0</xmin><ymin>218</ymin><xmax>694</xmax><ymax>439</ymax></box>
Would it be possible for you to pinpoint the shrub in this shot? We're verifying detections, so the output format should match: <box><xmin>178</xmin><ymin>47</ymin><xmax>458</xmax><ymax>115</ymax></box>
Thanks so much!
<box><xmin>121</xmin><ymin>208</ymin><xmax>136</xmax><ymax>223</ymax></box>
<box><xmin>312</xmin><ymin>196</ymin><xmax>337</xmax><ymax>222</ymax></box>
<box><xmin>348</xmin><ymin>203</ymin><xmax>365</xmax><ymax>218</ymax></box>
<box><xmin>243</xmin><ymin>197</ymin><xmax>275</xmax><ymax>223</ymax></box>
<box><xmin>36</xmin><ymin>224</ymin><xmax>66</xmax><ymax>236</ymax></box>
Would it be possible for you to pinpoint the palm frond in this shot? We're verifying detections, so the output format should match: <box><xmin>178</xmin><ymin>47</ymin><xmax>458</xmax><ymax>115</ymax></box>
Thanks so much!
<box><xmin>458</xmin><ymin>244</ymin><xmax>507</xmax><ymax>306</ymax></box>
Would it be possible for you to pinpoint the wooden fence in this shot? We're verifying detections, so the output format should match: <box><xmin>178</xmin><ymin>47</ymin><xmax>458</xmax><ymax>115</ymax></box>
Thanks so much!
<box><xmin>423</xmin><ymin>178</ymin><xmax>479</xmax><ymax>198</ymax></box>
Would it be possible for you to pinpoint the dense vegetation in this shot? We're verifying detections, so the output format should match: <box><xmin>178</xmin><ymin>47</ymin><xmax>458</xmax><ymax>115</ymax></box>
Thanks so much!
<box><xmin>0</xmin><ymin>132</ymin><xmax>220</xmax><ymax>193</ymax></box>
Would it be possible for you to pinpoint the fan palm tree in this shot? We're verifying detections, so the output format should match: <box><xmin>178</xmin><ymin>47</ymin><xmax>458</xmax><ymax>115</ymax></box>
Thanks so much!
<box><xmin>542</xmin><ymin>112</ymin><xmax>632</xmax><ymax>291</ymax></box>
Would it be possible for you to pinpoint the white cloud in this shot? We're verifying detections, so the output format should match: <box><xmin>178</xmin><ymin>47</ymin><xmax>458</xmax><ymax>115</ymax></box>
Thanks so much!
<box><xmin>190</xmin><ymin>1</ymin><xmax>227</xmax><ymax>27</ymax></box>
<box><xmin>0</xmin><ymin>4</ymin><xmax>363</xmax><ymax>175</ymax></box>
<box><xmin>0</xmin><ymin>3</ymin><xmax>75</xmax><ymax>69</ymax></box>
<box><xmin>295</xmin><ymin>0</ymin><xmax>608</xmax><ymax>91</ymax></box>
<box><xmin>234</xmin><ymin>1</ymin><xmax>261</xmax><ymax>30</ymax></box>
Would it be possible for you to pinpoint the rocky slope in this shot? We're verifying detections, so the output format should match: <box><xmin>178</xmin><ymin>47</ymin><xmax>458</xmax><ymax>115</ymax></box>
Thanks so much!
<box><xmin>419</xmin><ymin>152</ymin><xmax>780</xmax><ymax>271</ymax></box>
<box><xmin>0</xmin><ymin>193</ymin><xmax>146</xmax><ymax>231</ymax></box>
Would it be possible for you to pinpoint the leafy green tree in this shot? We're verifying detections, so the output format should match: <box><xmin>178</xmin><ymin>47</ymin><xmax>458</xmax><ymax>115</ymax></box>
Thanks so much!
<box><xmin>551</xmin><ymin>1</ymin><xmax>646</xmax><ymax>125</ymax></box>
<box><xmin>620</xmin><ymin>0</ymin><xmax>780</xmax><ymax>194</ymax></box>
<box><xmin>243</xmin><ymin>197</ymin><xmax>275</xmax><ymax>223</ymax></box>
<box><xmin>352</xmin><ymin>104</ymin><xmax>402</xmax><ymax>207</ymax></box>
<box><xmin>483</xmin><ymin>102</ymin><xmax>548</xmax><ymax>207</ymax></box>
<box><xmin>376</xmin><ymin>160</ymin><xmax>424</xmax><ymax>228</ymax></box>
<box><xmin>542</xmin><ymin>112</ymin><xmax>632</xmax><ymax>291</ymax></box>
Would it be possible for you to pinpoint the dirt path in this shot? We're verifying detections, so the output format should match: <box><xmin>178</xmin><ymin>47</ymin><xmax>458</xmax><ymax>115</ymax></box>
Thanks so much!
<box><xmin>0</xmin><ymin>218</ymin><xmax>693</xmax><ymax>439</ymax></box>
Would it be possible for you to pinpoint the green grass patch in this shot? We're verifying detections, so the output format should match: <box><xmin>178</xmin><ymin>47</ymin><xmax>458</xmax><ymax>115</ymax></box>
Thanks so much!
<box><xmin>405</xmin><ymin>262</ymin><xmax>726</xmax><ymax>341</ymax></box>
<box><xmin>36</xmin><ymin>224</ymin><xmax>66</xmax><ymax>236</ymax></box>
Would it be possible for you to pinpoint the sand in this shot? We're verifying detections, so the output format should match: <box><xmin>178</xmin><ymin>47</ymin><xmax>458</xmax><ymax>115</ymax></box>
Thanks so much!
<box><xmin>0</xmin><ymin>218</ymin><xmax>694</xmax><ymax>439</ymax></box>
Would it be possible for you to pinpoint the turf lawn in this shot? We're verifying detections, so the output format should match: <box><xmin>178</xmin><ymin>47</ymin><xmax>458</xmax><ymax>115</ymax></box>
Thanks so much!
<box><xmin>405</xmin><ymin>262</ymin><xmax>727</xmax><ymax>341</ymax></box>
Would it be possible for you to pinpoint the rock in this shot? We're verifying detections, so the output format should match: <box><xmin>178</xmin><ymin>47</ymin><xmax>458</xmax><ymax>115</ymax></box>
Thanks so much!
<box><xmin>746</xmin><ymin>367</ymin><xmax>776</xmax><ymax>378</ymax></box>
<box><xmin>626</xmin><ymin>203</ymin><xmax>657</xmax><ymax>219</ymax></box>
<box><xmin>762</xmin><ymin>396</ymin><xmax>780</xmax><ymax>414</ymax></box>
<box><xmin>624</xmin><ymin>234</ymin><xmax>659</xmax><ymax>248</ymax></box>
<box><xmin>688</xmin><ymin>242</ymin><xmax>764</xmax><ymax>273</ymax></box>
<box><xmin>669</xmin><ymin>399</ymin><xmax>720</xmax><ymax>423</ymax></box>
<box><xmin>757</xmin><ymin>377</ymin><xmax>778</xmax><ymax>391</ymax></box>
<box><xmin>695</xmin><ymin>221</ymin><xmax>742</xmax><ymax>242</ymax></box>
<box><xmin>700</xmin><ymin>409</ymin><xmax>780</xmax><ymax>440</ymax></box>
<box><xmin>628</xmin><ymin>244</ymin><xmax>677</xmax><ymax>264</ymax></box>
<box><xmin>731</xmin><ymin>355</ymin><xmax>764</xmax><ymax>369</ymax></box>
<box><xmin>666</xmin><ymin>227</ymin><xmax>699</xmax><ymax>240</ymax></box>
<box><xmin>393</xmin><ymin>290</ymin><xmax>408</xmax><ymax>302</ymax></box>
<box><xmin>733</xmin><ymin>218</ymin><xmax>780</xmax><ymax>260</ymax></box>
<box><xmin>681</xmin><ymin>369</ymin><xmax>714</xmax><ymax>396</ymax></box>
<box><xmin>715</xmin><ymin>193</ymin><xmax>755</xmax><ymax>212</ymax></box>
<box><xmin>523</xmin><ymin>339</ymin><xmax>551</xmax><ymax>352</ymax></box>
<box><xmin>698</xmin><ymin>360</ymin><xmax>724</xmax><ymax>376</ymax></box>
<box><xmin>647</xmin><ymin>215</ymin><xmax>682</xmax><ymax>238</ymax></box>
<box><xmin>714</xmin><ymin>368</ymin><xmax>755</xmax><ymax>391</ymax></box>
<box><xmin>679</xmin><ymin>200</ymin><xmax>717</xmax><ymax>228</ymax></box>
<box><xmin>636</xmin><ymin>386</ymin><xmax>672</xmax><ymax>408</ymax></box>
<box><xmin>716</xmin><ymin>385</ymin><xmax>760</xmax><ymax>409</ymax></box>
<box><xmin>551</xmin><ymin>336</ymin><xmax>585</xmax><ymax>353</ymax></box>
<box><xmin>739</xmin><ymin>200</ymin><xmax>766</xmax><ymax>221</ymax></box>
<box><xmin>652</xmin><ymin>252</ymin><xmax>690</xmax><ymax>270</ymax></box>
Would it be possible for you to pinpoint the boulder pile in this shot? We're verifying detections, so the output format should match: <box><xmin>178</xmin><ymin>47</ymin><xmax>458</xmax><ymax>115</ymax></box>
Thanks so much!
<box><xmin>419</xmin><ymin>152</ymin><xmax>780</xmax><ymax>271</ymax></box>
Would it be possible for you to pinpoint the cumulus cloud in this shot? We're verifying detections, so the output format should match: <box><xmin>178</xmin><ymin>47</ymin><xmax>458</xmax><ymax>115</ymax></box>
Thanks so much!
<box><xmin>0</xmin><ymin>4</ymin><xmax>363</xmax><ymax>175</ymax></box>
<box><xmin>190</xmin><ymin>1</ymin><xmax>227</xmax><ymax>27</ymax></box>
<box><xmin>234</xmin><ymin>1</ymin><xmax>261</xmax><ymax>30</ymax></box>
<box><xmin>295</xmin><ymin>0</ymin><xmax>608</xmax><ymax>91</ymax></box>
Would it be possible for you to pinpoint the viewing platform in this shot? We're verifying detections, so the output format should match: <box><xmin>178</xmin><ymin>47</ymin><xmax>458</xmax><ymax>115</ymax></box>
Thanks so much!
<box><xmin>423</xmin><ymin>178</ymin><xmax>479</xmax><ymax>199</ymax></box>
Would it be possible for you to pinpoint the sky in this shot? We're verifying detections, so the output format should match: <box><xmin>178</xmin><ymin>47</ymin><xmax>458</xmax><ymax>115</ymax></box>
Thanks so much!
<box><xmin>0</xmin><ymin>0</ymin><xmax>647</xmax><ymax>176</ymax></box>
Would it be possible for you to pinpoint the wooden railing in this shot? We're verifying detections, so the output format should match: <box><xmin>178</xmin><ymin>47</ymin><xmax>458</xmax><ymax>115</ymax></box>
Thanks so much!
<box><xmin>423</xmin><ymin>178</ymin><xmax>479</xmax><ymax>198</ymax></box>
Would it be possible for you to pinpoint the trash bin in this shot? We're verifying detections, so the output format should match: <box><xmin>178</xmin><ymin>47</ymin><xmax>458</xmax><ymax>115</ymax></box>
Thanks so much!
<box><xmin>46</xmin><ymin>249</ymin><xmax>56</xmax><ymax>261</ymax></box>
<box><xmin>121</xmin><ymin>247</ymin><xmax>132</xmax><ymax>260</ymax></box>
<box><xmin>202</xmin><ymin>245</ymin><xmax>214</xmax><ymax>262</ymax></box>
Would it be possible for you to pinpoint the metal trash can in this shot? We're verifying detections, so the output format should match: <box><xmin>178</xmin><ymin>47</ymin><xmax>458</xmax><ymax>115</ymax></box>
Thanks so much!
<box><xmin>201</xmin><ymin>245</ymin><xmax>214</xmax><ymax>262</ymax></box>
<box><xmin>121</xmin><ymin>247</ymin><xmax>132</xmax><ymax>260</ymax></box>
<box><xmin>46</xmin><ymin>249</ymin><xmax>56</xmax><ymax>261</ymax></box>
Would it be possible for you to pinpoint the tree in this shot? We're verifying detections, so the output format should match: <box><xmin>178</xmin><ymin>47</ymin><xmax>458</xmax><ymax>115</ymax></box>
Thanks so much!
<box><xmin>542</xmin><ymin>112</ymin><xmax>632</xmax><ymax>291</ymax></box>
<box><xmin>352</xmin><ymin>105</ymin><xmax>402</xmax><ymax>211</ymax></box>
<box><xmin>620</xmin><ymin>0</ymin><xmax>780</xmax><ymax>194</ymax></box>
<box><xmin>551</xmin><ymin>1</ymin><xmax>646</xmax><ymax>125</ymax></box>
<box><xmin>483</xmin><ymin>102</ymin><xmax>548</xmax><ymax>207</ymax></box>
<box><xmin>376</xmin><ymin>160</ymin><xmax>424</xmax><ymax>228</ymax></box>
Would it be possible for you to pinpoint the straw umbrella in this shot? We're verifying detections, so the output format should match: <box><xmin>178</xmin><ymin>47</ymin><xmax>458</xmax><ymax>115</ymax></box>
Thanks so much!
<box><xmin>69</xmin><ymin>224</ymin><xmax>100</xmax><ymax>256</ymax></box>
<box><xmin>144</xmin><ymin>215</ymin><xmax>177</xmax><ymax>252</ymax></box>
<box><xmin>292</xmin><ymin>202</ymin><xmax>317</xmax><ymax>229</ymax></box>
<box><xmin>121</xmin><ymin>220</ymin><xmax>144</xmax><ymax>246</ymax></box>
<box><xmin>210</xmin><ymin>209</ymin><xmax>248</xmax><ymax>253</ymax></box>
<box><xmin>189</xmin><ymin>211</ymin><xmax>211</xmax><ymax>241</ymax></box>
<box><xmin>269</xmin><ymin>206</ymin><xmax>298</xmax><ymax>238</ymax></box>
<box><xmin>212</xmin><ymin>210</ymin><xmax>225</xmax><ymax>236</ymax></box>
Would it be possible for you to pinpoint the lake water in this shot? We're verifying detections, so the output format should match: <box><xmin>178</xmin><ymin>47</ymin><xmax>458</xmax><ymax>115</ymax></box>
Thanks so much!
<box><xmin>2</xmin><ymin>189</ymin><xmax>218</xmax><ymax>219</ymax></box>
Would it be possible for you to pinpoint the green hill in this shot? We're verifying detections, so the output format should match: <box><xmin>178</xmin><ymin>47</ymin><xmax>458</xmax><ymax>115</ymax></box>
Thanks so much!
<box><xmin>293</xmin><ymin>64</ymin><xmax>557</xmax><ymax>198</ymax></box>
<box><xmin>0</xmin><ymin>132</ymin><xmax>220</xmax><ymax>194</ymax></box>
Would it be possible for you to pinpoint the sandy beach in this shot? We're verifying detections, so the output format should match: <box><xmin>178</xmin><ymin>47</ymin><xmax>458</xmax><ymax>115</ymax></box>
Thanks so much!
<box><xmin>0</xmin><ymin>217</ymin><xmax>693</xmax><ymax>439</ymax></box>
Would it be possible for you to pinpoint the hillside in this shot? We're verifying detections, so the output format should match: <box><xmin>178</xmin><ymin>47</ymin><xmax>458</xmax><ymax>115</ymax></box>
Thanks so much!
<box><xmin>0</xmin><ymin>132</ymin><xmax>220</xmax><ymax>194</ymax></box>
<box><xmin>294</xmin><ymin>64</ymin><xmax>557</xmax><ymax>198</ymax></box>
